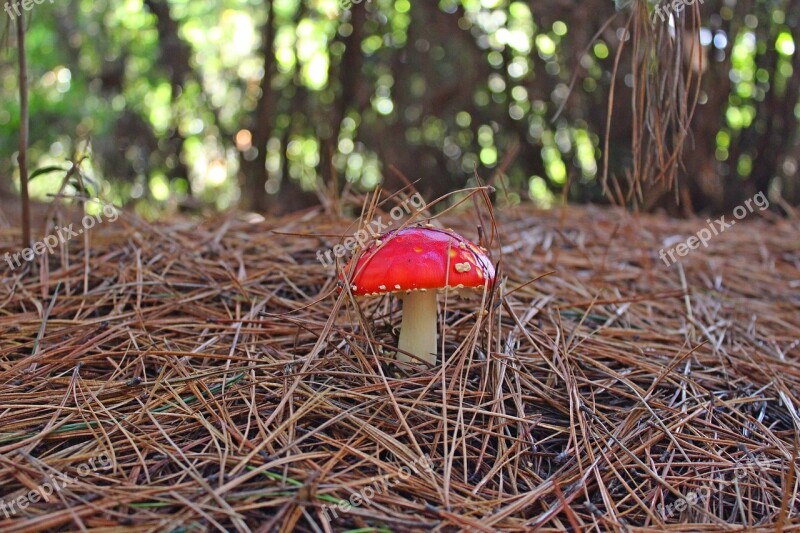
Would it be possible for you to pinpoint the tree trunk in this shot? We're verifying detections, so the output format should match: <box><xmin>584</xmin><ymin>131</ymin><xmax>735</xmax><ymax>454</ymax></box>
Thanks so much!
<box><xmin>318</xmin><ymin>5</ymin><xmax>367</xmax><ymax>190</ymax></box>
<box><xmin>241</xmin><ymin>0</ymin><xmax>278</xmax><ymax>213</ymax></box>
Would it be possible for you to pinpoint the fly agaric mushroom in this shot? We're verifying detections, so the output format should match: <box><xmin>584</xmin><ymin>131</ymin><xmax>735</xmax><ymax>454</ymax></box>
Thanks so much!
<box><xmin>342</xmin><ymin>226</ymin><xmax>495</xmax><ymax>365</ymax></box>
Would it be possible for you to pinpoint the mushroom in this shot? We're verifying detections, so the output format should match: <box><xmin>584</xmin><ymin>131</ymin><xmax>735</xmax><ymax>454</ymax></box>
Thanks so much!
<box><xmin>342</xmin><ymin>226</ymin><xmax>495</xmax><ymax>365</ymax></box>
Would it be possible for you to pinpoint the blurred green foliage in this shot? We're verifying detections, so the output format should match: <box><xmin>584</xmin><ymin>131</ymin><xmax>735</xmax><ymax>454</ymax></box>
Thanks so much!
<box><xmin>0</xmin><ymin>0</ymin><xmax>797</xmax><ymax>215</ymax></box>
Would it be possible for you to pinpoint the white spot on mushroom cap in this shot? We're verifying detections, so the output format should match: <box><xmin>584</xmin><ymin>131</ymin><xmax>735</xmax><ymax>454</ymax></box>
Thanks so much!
<box><xmin>394</xmin><ymin>284</ymin><xmax>401</xmax><ymax>290</ymax></box>
<box><xmin>379</xmin><ymin>285</ymin><xmax>386</xmax><ymax>291</ymax></box>
<box><xmin>455</xmin><ymin>262</ymin><xmax>472</xmax><ymax>273</ymax></box>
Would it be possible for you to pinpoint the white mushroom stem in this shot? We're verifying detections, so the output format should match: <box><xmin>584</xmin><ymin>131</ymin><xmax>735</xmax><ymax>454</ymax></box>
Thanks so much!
<box><xmin>397</xmin><ymin>291</ymin><xmax>438</xmax><ymax>365</ymax></box>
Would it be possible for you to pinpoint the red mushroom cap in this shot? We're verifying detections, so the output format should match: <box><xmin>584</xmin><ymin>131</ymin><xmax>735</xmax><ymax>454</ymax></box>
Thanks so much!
<box><xmin>342</xmin><ymin>226</ymin><xmax>495</xmax><ymax>296</ymax></box>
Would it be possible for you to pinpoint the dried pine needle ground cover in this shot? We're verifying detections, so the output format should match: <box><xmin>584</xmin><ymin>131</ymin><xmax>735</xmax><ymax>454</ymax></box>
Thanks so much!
<box><xmin>0</xmin><ymin>201</ymin><xmax>799</xmax><ymax>532</ymax></box>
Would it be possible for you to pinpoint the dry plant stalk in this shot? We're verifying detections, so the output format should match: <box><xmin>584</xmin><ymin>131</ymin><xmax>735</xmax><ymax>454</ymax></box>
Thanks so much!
<box><xmin>603</xmin><ymin>0</ymin><xmax>703</xmax><ymax>210</ymax></box>
<box><xmin>15</xmin><ymin>11</ymin><xmax>31</xmax><ymax>250</ymax></box>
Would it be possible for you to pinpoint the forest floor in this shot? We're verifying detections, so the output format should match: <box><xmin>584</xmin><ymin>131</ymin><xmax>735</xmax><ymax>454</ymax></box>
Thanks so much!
<box><xmin>0</xmin><ymin>199</ymin><xmax>798</xmax><ymax>531</ymax></box>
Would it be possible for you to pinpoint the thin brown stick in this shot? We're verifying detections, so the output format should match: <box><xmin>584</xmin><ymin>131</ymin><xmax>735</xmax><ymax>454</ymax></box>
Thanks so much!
<box><xmin>15</xmin><ymin>11</ymin><xmax>30</xmax><ymax>250</ymax></box>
